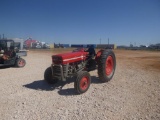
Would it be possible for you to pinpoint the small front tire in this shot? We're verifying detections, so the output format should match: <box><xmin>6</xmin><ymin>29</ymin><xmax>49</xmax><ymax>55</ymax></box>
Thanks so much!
<box><xmin>44</xmin><ymin>67</ymin><xmax>58</xmax><ymax>84</ymax></box>
<box><xmin>74</xmin><ymin>71</ymin><xmax>91</xmax><ymax>94</ymax></box>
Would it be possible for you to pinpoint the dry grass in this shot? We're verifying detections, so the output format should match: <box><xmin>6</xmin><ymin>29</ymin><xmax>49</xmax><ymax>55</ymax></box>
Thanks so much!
<box><xmin>114</xmin><ymin>49</ymin><xmax>160</xmax><ymax>71</ymax></box>
<box><xmin>29</xmin><ymin>48</ymin><xmax>160</xmax><ymax>71</ymax></box>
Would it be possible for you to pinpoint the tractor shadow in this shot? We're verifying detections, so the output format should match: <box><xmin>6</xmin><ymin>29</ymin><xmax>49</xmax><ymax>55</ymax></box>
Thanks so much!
<box><xmin>91</xmin><ymin>76</ymin><xmax>103</xmax><ymax>84</ymax></box>
<box><xmin>0</xmin><ymin>66</ymin><xmax>12</xmax><ymax>69</ymax></box>
<box><xmin>23</xmin><ymin>76</ymin><xmax>102</xmax><ymax>96</ymax></box>
<box><xmin>23</xmin><ymin>79</ymin><xmax>74</xmax><ymax>91</ymax></box>
<box><xmin>0</xmin><ymin>65</ymin><xmax>19</xmax><ymax>69</ymax></box>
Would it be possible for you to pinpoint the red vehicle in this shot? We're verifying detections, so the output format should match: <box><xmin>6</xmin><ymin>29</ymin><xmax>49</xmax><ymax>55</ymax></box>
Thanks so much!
<box><xmin>44</xmin><ymin>48</ymin><xmax>116</xmax><ymax>94</ymax></box>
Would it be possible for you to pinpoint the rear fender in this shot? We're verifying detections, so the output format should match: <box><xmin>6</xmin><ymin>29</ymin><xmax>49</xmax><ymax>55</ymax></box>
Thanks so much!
<box><xmin>95</xmin><ymin>49</ymin><xmax>104</xmax><ymax>63</ymax></box>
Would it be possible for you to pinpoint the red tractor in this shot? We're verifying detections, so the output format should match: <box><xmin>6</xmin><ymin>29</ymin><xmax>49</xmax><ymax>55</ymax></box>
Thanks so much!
<box><xmin>44</xmin><ymin>48</ymin><xmax>116</xmax><ymax>94</ymax></box>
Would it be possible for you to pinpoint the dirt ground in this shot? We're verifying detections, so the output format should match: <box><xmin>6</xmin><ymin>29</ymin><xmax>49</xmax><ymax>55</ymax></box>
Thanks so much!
<box><xmin>0</xmin><ymin>49</ymin><xmax>160</xmax><ymax>120</ymax></box>
<box><xmin>114</xmin><ymin>50</ymin><xmax>160</xmax><ymax>71</ymax></box>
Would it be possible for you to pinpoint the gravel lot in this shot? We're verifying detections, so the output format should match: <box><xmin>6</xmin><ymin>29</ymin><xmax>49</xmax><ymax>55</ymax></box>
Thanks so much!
<box><xmin>0</xmin><ymin>50</ymin><xmax>160</xmax><ymax>120</ymax></box>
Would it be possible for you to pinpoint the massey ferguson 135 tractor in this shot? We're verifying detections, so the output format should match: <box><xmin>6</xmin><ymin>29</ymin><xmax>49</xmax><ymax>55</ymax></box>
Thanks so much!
<box><xmin>44</xmin><ymin>48</ymin><xmax>116</xmax><ymax>94</ymax></box>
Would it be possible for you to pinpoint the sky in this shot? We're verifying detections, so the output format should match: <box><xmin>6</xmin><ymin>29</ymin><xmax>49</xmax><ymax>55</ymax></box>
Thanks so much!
<box><xmin>0</xmin><ymin>0</ymin><xmax>160</xmax><ymax>46</ymax></box>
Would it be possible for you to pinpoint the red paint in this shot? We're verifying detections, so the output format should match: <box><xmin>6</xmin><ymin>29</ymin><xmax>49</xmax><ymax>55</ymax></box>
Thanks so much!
<box><xmin>52</xmin><ymin>48</ymin><xmax>88</xmax><ymax>64</ymax></box>
<box><xmin>80</xmin><ymin>76</ymin><xmax>89</xmax><ymax>90</ymax></box>
<box><xmin>95</xmin><ymin>49</ymin><xmax>103</xmax><ymax>62</ymax></box>
<box><xmin>106</xmin><ymin>55</ymin><xmax>113</xmax><ymax>76</ymax></box>
<box><xmin>24</xmin><ymin>39</ymin><xmax>37</xmax><ymax>48</ymax></box>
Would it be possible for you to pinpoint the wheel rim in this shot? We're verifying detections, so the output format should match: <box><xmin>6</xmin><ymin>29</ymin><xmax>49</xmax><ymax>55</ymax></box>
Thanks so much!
<box><xmin>80</xmin><ymin>76</ymin><xmax>89</xmax><ymax>90</ymax></box>
<box><xmin>18</xmin><ymin>60</ymin><xmax>24</xmax><ymax>66</ymax></box>
<box><xmin>106</xmin><ymin>55</ymin><xmax>114</xmax><ymax>76</ymax></box>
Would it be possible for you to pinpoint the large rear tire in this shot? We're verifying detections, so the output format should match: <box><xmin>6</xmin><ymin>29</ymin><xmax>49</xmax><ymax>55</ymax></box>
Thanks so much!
<box><xmin>16</xmin><ymin>58</ymin><xmax>26</xmax><ymax>68</ymax></box>
<box><xmin>74</xmin><ymin>71</ymin><xmax>91</xmax><ymax>94</ymax></box>
<box><xmin>97</xmin><ymin>50</ymin><xmax>116</xmax><ymax>82</ymax></box>
<box><xmin>44</xmin><ymin>67</ymin><xmax>58</xmax><ymax>84</ymax></box>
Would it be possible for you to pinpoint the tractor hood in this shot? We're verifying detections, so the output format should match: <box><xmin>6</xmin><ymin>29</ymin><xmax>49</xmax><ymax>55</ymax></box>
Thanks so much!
<box><xmin>52</xmin><ymin>48</ymin><xmax>88</xmax><ymax>64</ymax></box>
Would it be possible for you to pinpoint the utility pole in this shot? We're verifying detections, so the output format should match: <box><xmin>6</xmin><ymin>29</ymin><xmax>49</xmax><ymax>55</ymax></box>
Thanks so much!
<box><xmin>100</xmin><ymin>38</ymin><xmax>101</xmax><ymax>44</ymax></box>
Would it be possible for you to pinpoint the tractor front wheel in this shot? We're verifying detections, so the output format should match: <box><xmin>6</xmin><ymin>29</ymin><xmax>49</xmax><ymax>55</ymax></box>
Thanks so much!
<box><xmin>44</xmin><ymin>67</ymin><xmax>58</xmax><ymax>84</ymax></box>
<box><xmin>74</xmin><ymin>71</ymin><xmax>91</xmax><ymax>94</ymax></box>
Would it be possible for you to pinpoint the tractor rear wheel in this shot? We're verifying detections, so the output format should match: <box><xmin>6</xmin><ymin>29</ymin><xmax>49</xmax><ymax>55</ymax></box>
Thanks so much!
<box><xmin>97</xmin><ymin>50</ymin><xmax>116</xmax><ymax>82</ymax></box>
<box><xmin>16</xmin><ymin>58</ymin><xmax>26</xmax><ymax>67</ymax></box>
<box><xmin>74</xmin><ymin>71</ymin><xmax>91</xmax><ymax>94</ymax></box>
<box><xmin>44</xmin><ymin>67</ymin><xmax>58</xmax><ymax>84</ymax></box>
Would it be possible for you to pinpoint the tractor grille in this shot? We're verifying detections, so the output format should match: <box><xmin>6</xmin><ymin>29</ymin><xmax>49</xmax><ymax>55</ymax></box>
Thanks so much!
<box><xmin>52</xmin><ymin>64</ymin><xmax>68</xmax><ymax>81</ymax></box>
<box><xmin>52</xmin><ymin>65</ymin><xmax>61</xmax><ymax>80</ymax></box>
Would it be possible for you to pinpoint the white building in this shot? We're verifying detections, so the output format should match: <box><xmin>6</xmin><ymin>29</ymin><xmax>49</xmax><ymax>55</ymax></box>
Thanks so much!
<box><xmin>12</xmin><ymin>38</ymin><xmax>24</xmax><ymax>50</ymax></box>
